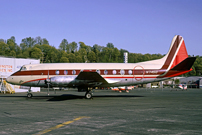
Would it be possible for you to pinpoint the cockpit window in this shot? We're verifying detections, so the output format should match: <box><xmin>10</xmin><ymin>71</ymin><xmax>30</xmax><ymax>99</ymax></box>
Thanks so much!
<box><xmin>20</xmin><ymin>66</ymin><xmax>27</xmax><ymax>71</ymax></box>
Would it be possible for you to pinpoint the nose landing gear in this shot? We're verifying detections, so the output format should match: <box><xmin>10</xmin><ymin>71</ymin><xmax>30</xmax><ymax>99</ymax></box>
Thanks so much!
<box><xmin>27</xmin><ymin>88</ymin><xmax>33</xmax><ymax>98</ymax></box>
<box><xmin>27</xmin><ymin>93</ymin><xmax>33</xmax><ymax>98</ymax></box>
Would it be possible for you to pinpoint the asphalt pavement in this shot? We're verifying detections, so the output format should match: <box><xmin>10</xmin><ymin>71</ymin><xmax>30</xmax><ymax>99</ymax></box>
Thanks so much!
<box><xmin>0</xmin><ymin>88</ymin><xmax>202</xmax><ymax>135</ymax></box>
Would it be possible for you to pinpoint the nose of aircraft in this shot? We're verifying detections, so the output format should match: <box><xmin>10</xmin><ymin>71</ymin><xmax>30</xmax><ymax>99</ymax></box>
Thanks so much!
<box><xmin>6</xmin><ymin>76</ymin><xmax>12</xmax><ymax>84</ymax></box>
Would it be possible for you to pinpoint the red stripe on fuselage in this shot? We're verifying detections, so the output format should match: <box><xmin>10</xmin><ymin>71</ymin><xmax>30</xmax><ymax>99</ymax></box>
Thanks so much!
<box><xmin>12</xmin><ymin>69</ymin><xmax>165</xmax><ymax>76</ymax></box>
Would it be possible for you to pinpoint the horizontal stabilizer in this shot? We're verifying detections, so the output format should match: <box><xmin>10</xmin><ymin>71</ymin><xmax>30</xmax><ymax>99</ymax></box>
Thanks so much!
<box><xmin>171</xmin><ymin>57</ymin><xmax>196</xmax><ymax>71</ymax></box>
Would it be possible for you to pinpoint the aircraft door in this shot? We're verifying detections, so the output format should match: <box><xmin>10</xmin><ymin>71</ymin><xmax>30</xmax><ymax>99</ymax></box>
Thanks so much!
<box><xmin>133</xmin><ymin>65</ymin><xmax>145</xmax><ymax>82</ymax></box>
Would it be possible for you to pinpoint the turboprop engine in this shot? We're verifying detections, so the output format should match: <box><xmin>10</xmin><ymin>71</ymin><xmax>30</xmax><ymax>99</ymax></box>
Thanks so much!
<box><xmin>49</xmin><ymin>76</ymin><xmax>75</xmax><ymax>86</ymax></box>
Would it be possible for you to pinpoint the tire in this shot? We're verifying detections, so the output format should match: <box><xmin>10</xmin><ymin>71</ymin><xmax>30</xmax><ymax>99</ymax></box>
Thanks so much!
<box><xmin>27</xmin><ymin>93</ymin><xmax>33</xmax><ymax>98</ymax></box>
<box><xmin>85</xmin><ymin>92</ymin><xmax>92</xmax><ymax>99</ymax></box>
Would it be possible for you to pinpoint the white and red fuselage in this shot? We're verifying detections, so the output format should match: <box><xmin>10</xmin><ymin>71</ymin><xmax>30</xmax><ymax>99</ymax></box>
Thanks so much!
<box><xmin>6</xmin><ymin>35</ymin><xmax>196</xmax><ymax>89</ymax></box>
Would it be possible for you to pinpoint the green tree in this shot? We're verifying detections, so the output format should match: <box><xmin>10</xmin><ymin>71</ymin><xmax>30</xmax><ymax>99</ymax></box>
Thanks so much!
<box><xmin>69</xmin><ymin>41</ymin><xmax>78</xmax><ymax>53</ymax></box>
<box><xmin>35</xmin><ymin>36</ymin><xmax>43</xmax><ymax>45</ymax></box>
<box><xmin>106</xmin><ymin>43</ymin><xmax>114</xmax><ymax>49</ymax></box>
<box><xmin>21</xmin><ymin>48</ymin><xmax>31</xmax><ymax>58</ymax></box>
<box><xmin>30</xmin><ymin>47</ymin><xmax>42</xmax><ymax>59</ymax></box>
<box><xmin>87</xmin><ymin>51</ymin><xmax>96</xmax><ymax>62</ymax></box>
<box><xmin>112</xmin><ymin>47</ymin><xmax>120</xmax><ymax>62</ymax></box>
<box><xmin>101</xmin><ymin>47</ymin><xmax>113</xmax><ymax>62</ymax></box>
<box><xmin>94</xmin><ymin>44</ymin><xmax>104</xmax><ymax>52</ymax></box>
<box><xmin>79</xmin><ymin>42</ymin><xmax>92</xmax><ymax>53</ymax></box>
<box><xmin>60</xmin><ymin>57</ymin><xmax>69</xmax><ymax>63</ymax></box>
<box><xmin>79</xmin><ymin>42</ymin><xmax>86</xmax><ymax>50</ymax></box>
<box><xmin>59</xmin><ymin>39</ymin><xmax>68</xmax><ymax>52</ymax></box>
<box><xmin>0</xmin><ymin>39</ymin><xmax>5</xmax><ymax>43</ymax></box>
<box><xmin>42</xmin><ymin>38</ymin><xmax>49</xmax><ymax>45</ymax></box>
<box><xmin>49</xmin><ymin>49</ymin><xmax>59</xmax><ymax>63</ymax></box>
<box><xmin>15</xmin><ymin>46</ymin><xmax>23</xmax><ymax>58</ymax></box>
<box><xmin>21</xmin><ymin>37</ymin><xmax>36</xmax><ymax>48</ymax></box>
<box><xmin>38</xmin><ymin>44</ymin><xmax>53</xmax><ymax>63</ymax></box>
<box><xmin>20</xmin><ymin>43</ymin><xmax>27</xmax><ymax>52</ymax></box>
<box><xmin>68</xmin><ymin>53</ymin><xmax>75</xmax><ymax>62</ymax></box>
<box><xmin>78</xmin><ymin>48</ymin><xmax>87</xmax><ymax>62</ymax></box>
<box><xmin>0</xmin><ymin>41</ymin><xmax>10</xmax><ymax>56</ymax></box>
<box><xmin>75</xmin><ymin>55</ymin><xmax>83</xmax><ymax>63</ymax></box>
<box><xmin>7</xmin><ymin>36</ymin><xmax>16</xmax><ymax>51</ymax></box>
<box><xmin>9</xmin><ymin>50</ymin><xmax>16</xmax><ymax>57</ymax></box>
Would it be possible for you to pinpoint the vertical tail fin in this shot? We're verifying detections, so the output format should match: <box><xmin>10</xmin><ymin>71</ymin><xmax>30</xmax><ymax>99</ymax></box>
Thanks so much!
<box><xmin>161</xmin><ymin>35</ymin><xmax>189</xmax><ymax>70</ymax></box>
<box><xmin>158</xmin><ymin>35</ymin><xmax>196</xmax><ymax>78</ymax></box>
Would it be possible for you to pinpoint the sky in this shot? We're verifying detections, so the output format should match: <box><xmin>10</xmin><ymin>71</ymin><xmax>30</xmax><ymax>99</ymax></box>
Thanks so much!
<box><xmin>0</xmin><ymin>0</ymin><xmax>202</xmax><ymax>56</ymax></box>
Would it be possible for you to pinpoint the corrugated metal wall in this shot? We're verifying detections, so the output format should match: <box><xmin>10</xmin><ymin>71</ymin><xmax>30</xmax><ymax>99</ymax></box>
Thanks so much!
<box><xmin>0</xmin><ymin>57</ymin><xmax>40</xmax><ymax>78</ymax></box>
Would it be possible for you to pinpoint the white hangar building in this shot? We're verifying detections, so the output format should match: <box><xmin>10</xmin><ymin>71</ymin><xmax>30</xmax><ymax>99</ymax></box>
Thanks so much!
<box><xmin>0</xmin><ymin>56</ymin><xmax>40</xmax><ymax>92</ymax></box>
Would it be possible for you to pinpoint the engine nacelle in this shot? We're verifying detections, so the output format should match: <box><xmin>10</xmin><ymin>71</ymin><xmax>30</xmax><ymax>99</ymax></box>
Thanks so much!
<box><xmin>50</xmin><ymin>76</ymin><xmax>75</xmax><ymax>86</ymax></box>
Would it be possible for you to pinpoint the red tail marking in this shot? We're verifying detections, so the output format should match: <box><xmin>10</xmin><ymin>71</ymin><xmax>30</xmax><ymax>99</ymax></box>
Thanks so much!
<box><xmin>161</xmin><ymin>35</ymin><xmax>189</xmax><ymax>70</ymax></box>
<box><xmin>161</xmin><ymin>36</ymin><xmax>181</xmax><ymax>69</ymax></box>
<box><xmin>170</xmin><ymin>40</ymin><xmax>188</xmax><ymax>69</ymax></box>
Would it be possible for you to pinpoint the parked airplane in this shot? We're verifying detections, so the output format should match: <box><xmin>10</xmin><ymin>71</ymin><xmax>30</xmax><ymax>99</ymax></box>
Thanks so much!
<box><xmin>111</xmin><ymin>86</ymin><xmax>135</xmax><ymax>93</ymax></box>
<box><xmin>6</xmin><ymin>35</ymin><xmax>196</xmax><ymax>99</ymax></box>
<box><xmin>168</xmin><ymin>84</ymin><xmax>188</xmax><ymax>90</ymax></box>
<box><xmin>168</xmin><ymin>83</ymin><xmax>197</xmax><ymax>90</ymax></box>
<box><xmin>178</xmin><ymin>84</ymin><xmax>187</xmax><ymax>90</ymax></box>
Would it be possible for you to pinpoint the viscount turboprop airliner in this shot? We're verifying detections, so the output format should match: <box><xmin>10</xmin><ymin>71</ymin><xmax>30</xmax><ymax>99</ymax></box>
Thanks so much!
<box><xmin>6</xmin><ymin>35</ymin><xmax>196</xmax><ymax>99</ymax></box>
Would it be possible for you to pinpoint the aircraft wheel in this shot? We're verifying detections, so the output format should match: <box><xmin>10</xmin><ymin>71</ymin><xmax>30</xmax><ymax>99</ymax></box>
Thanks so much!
<box><xmin>85</xmin><ymin>92</ymin><xmax>92</xmax><ymax>99</ymax></box>
<box><xmin>27</xmin><ymin>93</ymin><xmax>33</xmax><ymax>98</ymax></box>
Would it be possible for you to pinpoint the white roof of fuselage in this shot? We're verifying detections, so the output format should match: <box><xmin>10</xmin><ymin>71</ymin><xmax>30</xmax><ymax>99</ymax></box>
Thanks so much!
<box><xmin>23</xmin><ymin>56</ymin><xmax>166</xmax><ymax>70</ymax></box>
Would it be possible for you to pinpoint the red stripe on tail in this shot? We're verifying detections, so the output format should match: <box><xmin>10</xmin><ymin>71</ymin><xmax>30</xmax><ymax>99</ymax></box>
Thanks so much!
<box><xmin>170</xmin><ymin>40</ymin><xmax>188</xmax><ymax>69</ymax></box>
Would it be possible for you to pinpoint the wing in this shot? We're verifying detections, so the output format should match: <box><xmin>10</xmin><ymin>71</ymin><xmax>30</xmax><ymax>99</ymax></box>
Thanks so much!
<box><xmin>74</xmin><ymin>71</ymin><xmax>109</xmax><ymax>87</ymax></box>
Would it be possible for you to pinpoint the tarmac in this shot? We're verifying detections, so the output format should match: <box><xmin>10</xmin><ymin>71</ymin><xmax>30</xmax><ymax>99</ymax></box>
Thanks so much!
<box><xmin>0</xmin><ymin>88</ymin><xmax>202</xmax><ymax>135</ymax></box>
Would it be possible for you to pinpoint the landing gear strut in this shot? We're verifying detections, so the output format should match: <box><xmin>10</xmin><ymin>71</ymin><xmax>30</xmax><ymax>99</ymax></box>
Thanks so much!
<box><xmin>27</xmin><ymin>88</ymin><xmax>33</xmax><ymax>98</ymax></box>
<box><xmin>85</xmin><ymin>88</ymin><xmax>93</xmax><ymax>99</ymax></box>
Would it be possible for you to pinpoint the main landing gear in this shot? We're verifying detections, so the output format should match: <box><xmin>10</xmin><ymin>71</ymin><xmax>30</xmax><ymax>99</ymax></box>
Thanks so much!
<box><xmin>84</xmin><ymin>88</ymin><xmax>93</xmax><ymax>99</ymax></box>
<box><xmin>78</xmin><ymin>87</ymin><xmax>93</xmax><ymax>99</ymax></box>
<box><xmin>85</xmin><ymin>91</ymin><xmax>93</xmax><ymax>99</ymax></box>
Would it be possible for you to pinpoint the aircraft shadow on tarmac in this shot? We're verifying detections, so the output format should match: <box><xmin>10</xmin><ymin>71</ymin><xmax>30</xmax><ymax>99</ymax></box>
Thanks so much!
<box><xmin>47</xmin><ymin>94</ymin><xmax>144</xmax><ymax>101</ymax></box>
<box><xmin>0</xmin><ymin>94</ymin><xmax>144</xmax><ymax>101</ymax></box>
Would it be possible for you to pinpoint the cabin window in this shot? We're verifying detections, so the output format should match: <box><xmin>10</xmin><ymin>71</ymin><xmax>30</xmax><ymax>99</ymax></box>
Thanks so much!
<box><xmin>104</xmin><ymin>70</ymin><xmax>108</xmax><ymax>75</ymax></box>
<box><xmin>72</xmin><ymin>70</ymin><xmax>76</xmax><ymax>75</ymax></box>
<box><xmin>120</xmin><ymin>69</ymin><xmax>125</xmax><ymax>75</ymax></box>
<box><xmin>64</xmin><ymin>70</ymin><xmax>68</xmax><ymax>75</ymax></box>
<box><xmin>128</xmin><ymin>70</ymin><xmax>132</xmax><ymax>75</ymax></box>
<box><xmin>96</xmin><ymin>69</ymin><xmax>100</xmax><ymax>74</ymax></box>
<box><xmin>113</xmin><ymin>70</ymin><xmax>116</xmax><ymax>75</ymax></box>
<box><xmin>55</xmin><ymin>70</ymin><xmax>60</xmax><ymax>75</ymax></box>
